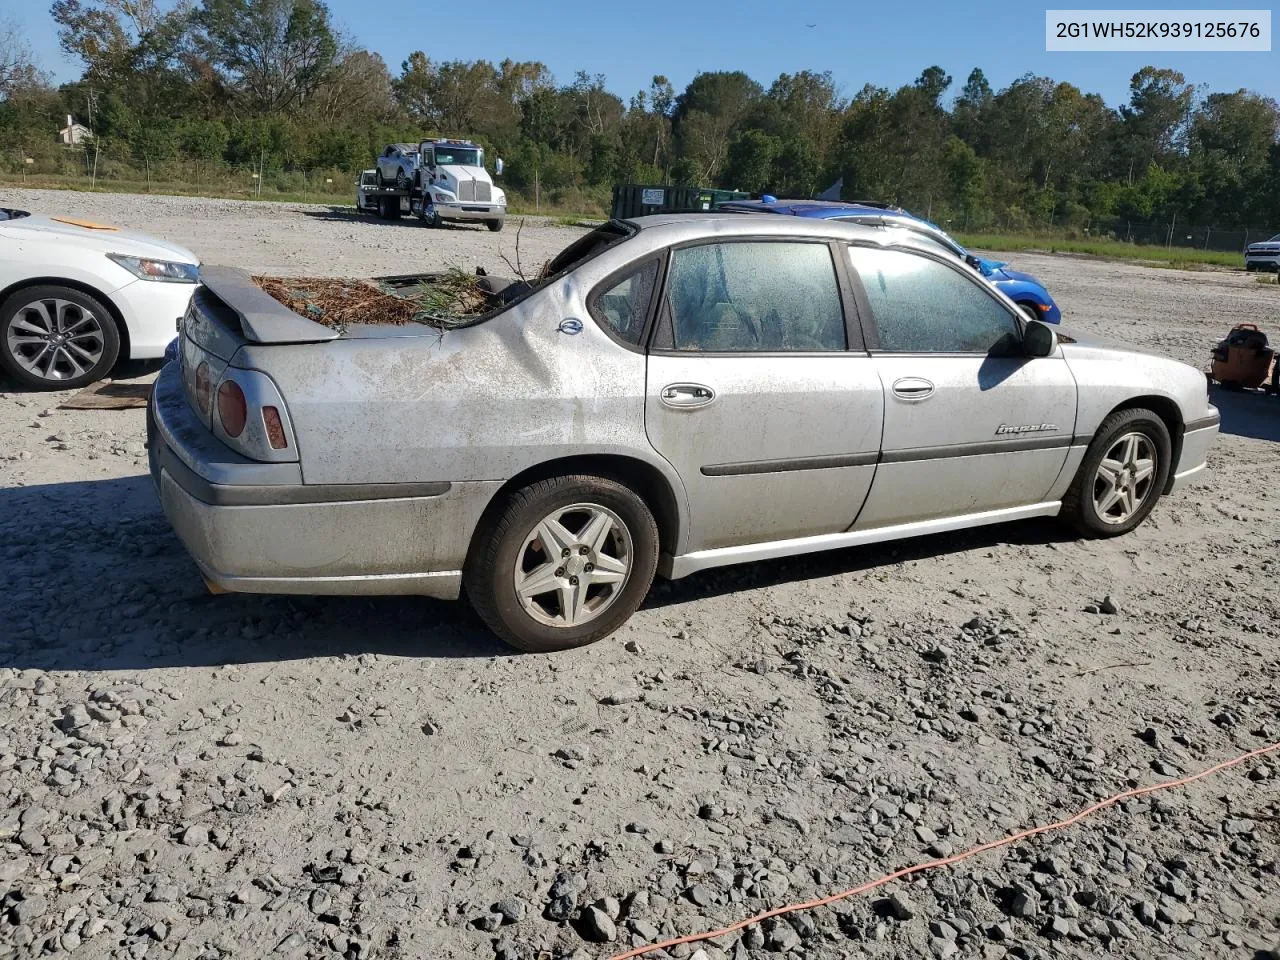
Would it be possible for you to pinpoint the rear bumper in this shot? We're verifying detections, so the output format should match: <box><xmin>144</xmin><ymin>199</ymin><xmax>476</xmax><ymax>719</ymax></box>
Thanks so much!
<box><xmin>148</xmin><ymin>363</ymin><xmax>497</xmax><ymax>599</ymax></box>
<box><xmin>1167</xmin><ymin>413</ymin><xmax>1219</xmax><ymax>492</ymax></box>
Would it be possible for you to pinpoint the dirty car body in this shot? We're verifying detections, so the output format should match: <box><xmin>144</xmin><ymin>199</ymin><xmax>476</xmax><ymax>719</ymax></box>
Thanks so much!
<box><xmin>149</xmin><ymin>215</ymin><xmax>1218</xmax><ymax>650</ymax></box>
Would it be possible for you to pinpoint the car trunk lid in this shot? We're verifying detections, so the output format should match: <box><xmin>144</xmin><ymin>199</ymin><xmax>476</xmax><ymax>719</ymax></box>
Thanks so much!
<box><xmin>195</xmin><ymin>266</ymin><xmax>340</xmax><ymax>356</ymax></box>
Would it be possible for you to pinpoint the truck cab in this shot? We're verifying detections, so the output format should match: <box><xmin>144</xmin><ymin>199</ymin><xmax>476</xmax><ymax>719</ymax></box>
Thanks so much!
<box><xmin>413</xmin><ymin>138</ymin><xmax>507</xmax><ymax>233</ymax></box>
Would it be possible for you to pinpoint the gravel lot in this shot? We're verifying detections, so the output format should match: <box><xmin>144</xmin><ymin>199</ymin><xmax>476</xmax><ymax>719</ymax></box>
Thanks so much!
<box><xmin>1</xmin><ymin>187</ymin><xmax>1278</xmax><ymax>960</ymax></box>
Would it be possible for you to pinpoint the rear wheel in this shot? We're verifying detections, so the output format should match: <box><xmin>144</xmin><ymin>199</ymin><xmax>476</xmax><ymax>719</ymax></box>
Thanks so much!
<box><xmin>0</xmin><ymin>285</ymin><xmax>120</xmax><ymax>390</ymax></box>
<box><xmin>464</xmin><ymin>475</ymin><xmax>659</xmax><ymax>652</ymax></box>
<box><xmin>378</xmin><ymin>196</ymin><xmax>402</xmax><ymax>220</ymax></box>
<box><xmin>1062</xmin><ymin>408</ymin><xmax>1170</xmax><ymax>537</ymax></box>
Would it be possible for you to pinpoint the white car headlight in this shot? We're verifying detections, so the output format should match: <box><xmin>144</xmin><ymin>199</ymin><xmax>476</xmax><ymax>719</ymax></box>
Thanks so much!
<box><xmin>107</xmin><ymin>253</ymin><xmax>200</xmax><ymax>283</ymax></box>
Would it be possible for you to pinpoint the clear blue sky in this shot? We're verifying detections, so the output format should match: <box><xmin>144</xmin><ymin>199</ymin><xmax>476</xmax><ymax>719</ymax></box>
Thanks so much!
<box><xmin>17</xmin><ymin>0</ymin><xmax>1278</xmax><ymax>109</ymax></box>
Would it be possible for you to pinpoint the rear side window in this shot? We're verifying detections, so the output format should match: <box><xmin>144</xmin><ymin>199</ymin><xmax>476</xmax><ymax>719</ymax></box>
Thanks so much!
<box><xmin>588</xmin><ymin>260</ymin><xmax>658</xmax><ymax>346</ymax></box>
<box><xmin>848</xmin><ymin>247</ymin><xmax>1018</xmax><ymax>354</ymax></box>
<box><xmin>663</xmin><ymin>241</ymin><xmax>846</xmax><ymax>352</ymax></box>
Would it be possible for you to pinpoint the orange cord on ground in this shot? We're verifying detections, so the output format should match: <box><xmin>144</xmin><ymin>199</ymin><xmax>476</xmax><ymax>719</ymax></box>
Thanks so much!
<box><xmin>606</xmin><ymin>740</ymin><xmax>1280</xmax><ymax>960</ymax></box>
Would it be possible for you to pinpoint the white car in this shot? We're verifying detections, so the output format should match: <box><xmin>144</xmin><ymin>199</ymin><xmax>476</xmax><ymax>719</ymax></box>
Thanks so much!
<box><xmin>0</xmin><ymin>208</ymin><xmax>199</xmax><ymax>389</ymax></box>
<box><xmin>1245</xmin><ymin>234</ymin><xmax>1280</xmax><ymax>272</ymax></box>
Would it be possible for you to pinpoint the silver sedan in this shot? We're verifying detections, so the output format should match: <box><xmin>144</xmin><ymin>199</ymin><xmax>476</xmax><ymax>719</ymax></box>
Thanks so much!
<box><xmin>148</xmin><ymin>215</ymin><xmax>1219</xmax><ymax>651</ymax></box>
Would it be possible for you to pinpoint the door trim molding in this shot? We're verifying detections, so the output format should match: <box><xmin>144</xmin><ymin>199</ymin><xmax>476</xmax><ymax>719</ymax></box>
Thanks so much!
<box><xmin>661</xmin><ymin>501</ymin><xmax>1063</xmax><ymax>578</ymax></box>
<box><xmin>701</xmin><ymin>451</ymin><xmax>879</xmax><ymax>476</ymax></box>
<box><xmin>881</xmin><ymin>434</ymin><xmax>1073</xmax><ymax>463</ymax></box>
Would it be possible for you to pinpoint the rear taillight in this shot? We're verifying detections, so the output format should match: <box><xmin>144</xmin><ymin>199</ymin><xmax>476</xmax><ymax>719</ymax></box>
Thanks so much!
<box><xmin>209</xmin><ymin>368</ymin><xmax>296</xmax><ymax>463</ymax></box>
<box><xmin>262</xmin><ymin>406</ymin><xmax>288</xmax><ymax>449</ymax></box>
<box><xmin>194</xmin><ymin>361</ymin><xmax>212</xmax><ymax>414</ymax></box>
<box><xmin>217</xmin><ymin>380</ymin><xmax>247</xmax><ymax>437</ymax></box>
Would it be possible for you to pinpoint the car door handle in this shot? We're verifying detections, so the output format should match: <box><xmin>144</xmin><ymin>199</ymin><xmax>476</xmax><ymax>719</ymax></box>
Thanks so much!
<box><xmin>892</xmin><ymin>377</ymin><xmax>935</xmax><ymax>400</ymax></box>
<box><xmin>660</xmin><ymin>383</ymin><xmax>716</xmax><ymax>408</ymax></box>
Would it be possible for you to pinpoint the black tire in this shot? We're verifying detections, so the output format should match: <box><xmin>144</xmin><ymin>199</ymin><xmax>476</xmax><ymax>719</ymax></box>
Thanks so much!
<box><xmin>464</xmin><ymin>475</ymin><xmax>660</xmax><ymax>652</ymax></box>
<box><xmin>378</xmin><ymin>196</ymin><xmax>402</xmax><ymax>220</ymax></box>
<box><xmin>0</xmin><ymin>285</ymin><xmax>121</xmax><ymax>390</ymax></box>
<box><xmin>486</xmin><ymin>219</ymin><xmax>504</xmax><ymax>233</ymax></box>
<box><xmin>420</xmin><ymin>204</ymin><xmax>440</xmax><ymax>228</ymax></box>
<box><xmin>1061</xmin><ymin>408</ymin><xmax>1171</xmax><ymax>538</ymax></box>
<box><xmin>1018</xmin><ymin>302</ymin><xmax>1040</xmax><ymax>322</ymax></box>
<box><xmin>395</xmin><ymin>169</ymin><xmax>410</xmax><ymax>190</ymax></box>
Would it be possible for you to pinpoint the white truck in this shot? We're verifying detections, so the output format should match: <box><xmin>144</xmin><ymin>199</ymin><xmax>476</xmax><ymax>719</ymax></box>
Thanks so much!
<box><xmin>355</xmin><ymin>138</ymin><xmax>507</xmax><ymax>232</ymax></box>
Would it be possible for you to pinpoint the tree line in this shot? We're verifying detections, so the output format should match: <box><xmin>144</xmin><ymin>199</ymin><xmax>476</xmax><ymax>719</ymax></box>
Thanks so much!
<box><xmin>0</xmin><ymin>0</ymin><xmax>1277</xmax><ymax>228</ymax></box>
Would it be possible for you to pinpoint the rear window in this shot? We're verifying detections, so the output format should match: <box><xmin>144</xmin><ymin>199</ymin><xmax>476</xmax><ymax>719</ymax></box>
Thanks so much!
<box><xmin>542</xmin><ymin>222</ymin><xmax>633</xmax><ymax>277</ymax></box>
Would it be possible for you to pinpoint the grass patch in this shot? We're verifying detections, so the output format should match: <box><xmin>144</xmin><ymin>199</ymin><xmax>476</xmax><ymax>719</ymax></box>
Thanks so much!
<box><xmin>0</xmin><ymin>173</ymin><xmax>352</xmax><ymax>206</ymax></box>
<box><xmin>955</xmin><ymin>232</ymin><xmax>1243</xmax><ymax>269</ymax></box>
<box><xmin>0</xmin><ymin>174</ymin><xmax>604</xmax><ymax>221</ymax></box>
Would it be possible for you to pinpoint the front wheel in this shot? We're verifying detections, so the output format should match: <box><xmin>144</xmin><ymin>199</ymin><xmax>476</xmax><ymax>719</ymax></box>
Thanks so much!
<box><xmin>464</xmin><ymin>475</ymin><xmax>659</xmax><ymax>652</ymax></box>
<box><xmin>1062</xmin><ymin>408</ymin><xmax>1171</xmax><ymax>537</ymax></box>
<box><xmin>486</xmin><ymin>219</ymin><xmax>504</xmax><ymax>232</ymax></box>
<box><xmin>0</xmin><ymin>285</ymin><xmax>121</xmax><ymax>390</ymax></box>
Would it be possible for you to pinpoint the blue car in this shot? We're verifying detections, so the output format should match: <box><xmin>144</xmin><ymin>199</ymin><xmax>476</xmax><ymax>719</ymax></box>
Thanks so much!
<box><xmin>718</xmin><ymin>198</ymin><xmax>1062</xmax><ymax>324</ymax></box>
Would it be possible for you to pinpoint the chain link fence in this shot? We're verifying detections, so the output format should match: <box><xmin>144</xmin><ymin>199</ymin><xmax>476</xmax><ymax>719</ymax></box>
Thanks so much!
<box><xmin>0</xmin><ymin>145</ymin><xmax>360</xmax><ymax>204</ymax></box>
<box><xmin>1084</xmin><ymin>216</ymin><xmax>1274</xmax><ymax>253</ymax></box>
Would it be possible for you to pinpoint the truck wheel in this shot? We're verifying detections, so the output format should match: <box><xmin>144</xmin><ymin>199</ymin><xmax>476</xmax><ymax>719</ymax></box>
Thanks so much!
<box><xmin>486</xmin><ymin>220</ymin><xmax>504</xmax><ymax>233</ymax></box>
<box><xmin>1061</xmin><ymin>408</ymin><xmax>1170</xmax><ymax>538</ymax></box>
<box><xmin>420</xmin><ymin>205</ymin><xmax>440</xmax><ymax>228</ymax></box>
<box><xmin>0</xmin><ymin>285</ymin><xmax>121</xmax><ymax>390</ymax></box>
<box><xmin>464</xmin><ymin>475</ymin><xmax>659</xmax><ymax>652</ymax></box>
<box><xmin>378</xmin><ymin>197</ymin><xmax>401</xmax><ymax>220</ymax></box>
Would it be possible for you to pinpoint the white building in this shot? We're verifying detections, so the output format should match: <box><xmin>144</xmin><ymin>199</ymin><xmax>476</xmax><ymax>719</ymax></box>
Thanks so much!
<box><xmin>57</xmin><ymin>115</ymin><xmax>90</xmax><ymax>147</ymax></box>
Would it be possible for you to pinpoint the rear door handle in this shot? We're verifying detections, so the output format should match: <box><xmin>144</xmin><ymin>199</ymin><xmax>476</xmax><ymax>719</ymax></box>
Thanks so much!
<box><xmin>892</xmin><ymin>377</ymin><xmax>935</xmax><ymax>400</ymax></box>
<box><xmin>660</xmin><ymin>382</ymin><xmax>716</xmax><ymax>408</ymax></box>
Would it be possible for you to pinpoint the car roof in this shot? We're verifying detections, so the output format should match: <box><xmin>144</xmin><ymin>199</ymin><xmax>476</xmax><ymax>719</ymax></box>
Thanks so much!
<box><xmin>389</xmin><ymin>143</ymin><xmax>416</xmax><ymax>153</ymax></box>
<box><xmin>625</xmin><ymin>212</ymin><xmax>939</xmax><ymax>250</ymax></box>
<box><xmin>719</xmin><ymin>198</ymin><xmax>918</xmax><ymax>219</ymax></box>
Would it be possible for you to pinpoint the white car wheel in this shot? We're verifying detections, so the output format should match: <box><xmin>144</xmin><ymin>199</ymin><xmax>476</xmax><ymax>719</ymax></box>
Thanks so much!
<box><xmin>0</xmin><ymin>285</ymin><xmax>121</xmax><ymax>390</ymax></box>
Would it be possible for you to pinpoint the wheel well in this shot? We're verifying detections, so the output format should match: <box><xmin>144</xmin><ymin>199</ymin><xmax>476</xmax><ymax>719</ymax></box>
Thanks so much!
<box><xmin>0</xmin><ymin>277</ymin><xmax>131</xmax><ymax>360</ymax></box>
<box><xmin>1105</xmin><ymin>395</ymin><xmax>1185</xmax><ymax>491</ymax></box>
<box><xmin>478</xmin><ymin>455</ymin><xmax>682</xmax><ymax>556</ymax></box>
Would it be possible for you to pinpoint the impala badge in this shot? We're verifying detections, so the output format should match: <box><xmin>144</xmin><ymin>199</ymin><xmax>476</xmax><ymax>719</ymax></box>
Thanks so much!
<box><xmin>996</xmin><ymin>423</ymin><xmax>1058</xmax><ymax>435</ymax></box>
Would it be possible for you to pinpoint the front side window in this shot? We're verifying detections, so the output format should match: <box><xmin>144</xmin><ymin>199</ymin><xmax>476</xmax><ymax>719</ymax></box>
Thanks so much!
<box><xmin>589</xmin><ymin>260</ymin><xmax>659</xmax><ymax>346</ymax></box>
<box><xmin>663</xmin><ymin>241</ymin><xmax>846</xmax><ymax>352</ymax></box>
<box><xmin>848</xmin><ymin>247</ymin><xmax>1018</xmax><ymax>354</ymax></box>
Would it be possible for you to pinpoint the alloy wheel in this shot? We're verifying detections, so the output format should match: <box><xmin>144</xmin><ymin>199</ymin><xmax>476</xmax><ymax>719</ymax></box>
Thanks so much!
<box><xmin>513</xmin><ymin>503</ymin><xmax>633</xmax><ymax>628</ymax></box>
<box><xmin>6</xmin><ymin>297</ymin><xmax>106</xmax><ymax>382</ymax></box>
<box><xmin>1093</xmin><ymin>432</ymin><xmax>1156</xmax><ymax>525</ymax></box>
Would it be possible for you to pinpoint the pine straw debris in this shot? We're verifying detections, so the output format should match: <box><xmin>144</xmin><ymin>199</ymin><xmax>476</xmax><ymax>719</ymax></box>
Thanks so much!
<box><xmin>252</xmin><ymin>270</ymin><xmax>497</xmax><ymax>332</ymax></box>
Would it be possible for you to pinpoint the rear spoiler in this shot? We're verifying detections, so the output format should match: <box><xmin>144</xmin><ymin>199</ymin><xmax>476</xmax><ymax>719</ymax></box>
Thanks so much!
<box><xmin>198</xmin><ymin>265</ymin><xmax>340</xmax><ymax>344</ymax></box>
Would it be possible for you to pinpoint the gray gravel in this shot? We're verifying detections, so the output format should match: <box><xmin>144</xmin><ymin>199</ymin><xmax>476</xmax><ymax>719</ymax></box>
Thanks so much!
<box><xmin>0</xmin><ymin>188</ymin><xmax>1278</xmax><ymax>960</ymax></box>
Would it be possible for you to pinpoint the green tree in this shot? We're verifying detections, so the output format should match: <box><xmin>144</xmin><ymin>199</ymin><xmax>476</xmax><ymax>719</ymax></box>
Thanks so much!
<box><xmin>196</xmin><ymin>0</ymin><xmax>338</xmax><ymax>113</ymax></box>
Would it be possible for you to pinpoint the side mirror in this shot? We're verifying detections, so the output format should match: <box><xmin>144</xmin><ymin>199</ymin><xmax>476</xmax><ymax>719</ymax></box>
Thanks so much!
<box><xmin>1023</xmin><ymin>319</ymin><xmax>1057</xmax><ymax>358</ymax></box>
<box><xmin>494</xmin><ymin>158</ymin><xmax>504</xmax><ymax>176</ymax></box>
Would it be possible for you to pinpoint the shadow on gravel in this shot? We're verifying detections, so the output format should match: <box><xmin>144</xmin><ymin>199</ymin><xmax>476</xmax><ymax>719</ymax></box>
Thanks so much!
<box><xmin>644</xmin><ymin>517</ymin><xmax>1071</xmax><ymax>610</ymax></box>
<box><xmin>1211</xmin><ymin>385</ymin><xmax>1280</xmax><ymax>443</ymax></box>
<box><xmin>1</xmin><ymin>475</ymin><xmax>1073</xmax><ymax>672</ymax></box>
<box><xmin>0</xmin><ymin>476</ymin><xmax>506</xmax><ymax>673</ymax></box>
<box><xmin>301</xmin><ymin>207</ymin><xmax>485</xmax><ymax>231</ymax></box>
